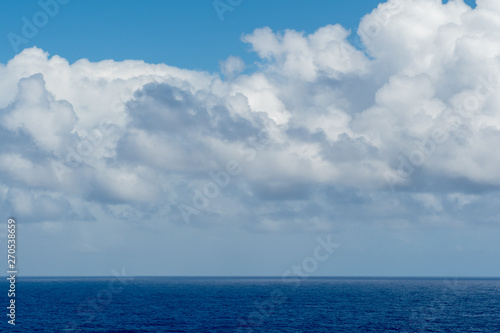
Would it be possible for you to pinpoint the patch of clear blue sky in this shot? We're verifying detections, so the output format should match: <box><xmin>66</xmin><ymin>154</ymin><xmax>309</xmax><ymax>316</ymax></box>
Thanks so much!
<box><xmin>0</xmin><ymin>0</ymin><xmax>476</xmax><ymax>72</ymax></box>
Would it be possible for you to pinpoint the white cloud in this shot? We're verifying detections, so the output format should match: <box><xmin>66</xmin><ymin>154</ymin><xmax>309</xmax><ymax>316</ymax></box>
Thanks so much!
<box><xmin>1</xmin><ymin>0</ymin><xmax>500</xmax><ymax>231</ymax></box>
<box><xmin>219</xmin><ymin>55</ymin><xmax>245</xmax><ymax>78</ymax></box>
<box><xmin>2</xmin><ymin>74</ymin><xmax>77</xmax><ymax>152</ymax></box>
<box><xmin>242</xmin><ymin>24</ymin><xmax>369</xmax><ymax>81</ymax></box>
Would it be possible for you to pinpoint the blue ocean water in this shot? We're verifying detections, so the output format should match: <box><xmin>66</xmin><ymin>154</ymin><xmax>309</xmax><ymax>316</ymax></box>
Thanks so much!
<box><xmin>0</xmin><ymin>277</ymin><xmax>499</xmax><ymax>332</ymax></box>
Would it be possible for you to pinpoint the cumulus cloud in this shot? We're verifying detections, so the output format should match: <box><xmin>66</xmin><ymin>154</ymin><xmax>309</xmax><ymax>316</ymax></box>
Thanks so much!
<box><xmin>220</xmin><ymin>56</ymin><xmax>245</xmax><ymax>78</ymax></box>
<box><xmin>1</xmin><ymin>0</ymin><xmax>499</xmax><ymax>231</ymax></box>
<box><xmin>2</xmin><ymin>74</ymin><xmax>77</xmax><ymax>152</ymax></box>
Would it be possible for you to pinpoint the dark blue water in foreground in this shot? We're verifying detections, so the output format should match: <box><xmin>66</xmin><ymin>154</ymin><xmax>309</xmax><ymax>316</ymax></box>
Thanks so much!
<box><xmin>1</xmin><ymin>277</ymin><xmax>499</xmax><ymax>332</ymax></box>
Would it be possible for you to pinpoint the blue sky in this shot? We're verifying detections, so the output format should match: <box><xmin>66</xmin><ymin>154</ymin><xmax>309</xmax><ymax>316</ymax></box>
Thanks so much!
<box><xmin>3</xmin><ymin>0</ymin><xmax>500</xmax><ymax>278</ymax></box>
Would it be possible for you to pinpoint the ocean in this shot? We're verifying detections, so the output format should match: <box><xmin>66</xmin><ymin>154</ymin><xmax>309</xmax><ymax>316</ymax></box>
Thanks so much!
<box><xmin>1</xmin><ymin>277</ymin><xmax>499</xmax><ymax>332</ymax></box>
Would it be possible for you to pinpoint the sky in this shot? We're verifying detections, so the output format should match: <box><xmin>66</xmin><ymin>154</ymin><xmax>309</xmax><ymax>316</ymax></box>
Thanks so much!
<box><xmin>2</xmin><ymin>0</ymin><xmax>500</xmax><ymax>278</ymax></box>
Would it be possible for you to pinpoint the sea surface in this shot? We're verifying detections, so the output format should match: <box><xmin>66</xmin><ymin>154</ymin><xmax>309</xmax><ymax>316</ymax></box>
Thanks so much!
<box><xmin>1</xmin><ymin>277</ymin><xmax>499</xmax><ymax>332</ymax></box>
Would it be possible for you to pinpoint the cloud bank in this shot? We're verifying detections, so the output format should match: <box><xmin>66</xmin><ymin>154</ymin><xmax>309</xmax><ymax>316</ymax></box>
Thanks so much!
<box><xmin>1</xmin><ymin>0</ymin><xmax>499</xmax><ymax>232</ymax></box>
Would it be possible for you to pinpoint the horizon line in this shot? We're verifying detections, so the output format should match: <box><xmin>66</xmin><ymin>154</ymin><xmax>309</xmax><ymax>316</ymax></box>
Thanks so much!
<box><xmin>8</xmin><ymin>275</ymin><xmax>500</xmax><ymax>279</ymax></box>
